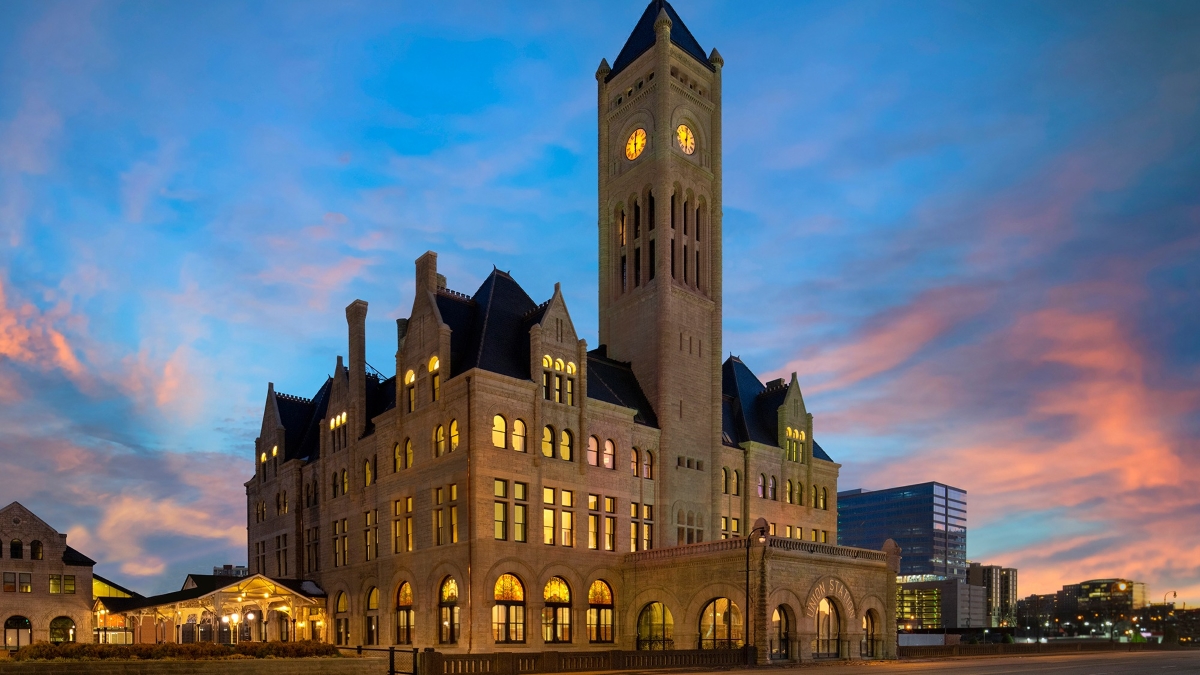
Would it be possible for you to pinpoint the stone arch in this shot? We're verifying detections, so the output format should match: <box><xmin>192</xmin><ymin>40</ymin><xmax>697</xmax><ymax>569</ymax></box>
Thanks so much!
<box><xmin>680</xmin><ymin>580</ymin><xmax>747</xmax><ymax>649</ymax></box>
<box><xmin>669</xmin><ymin>104</ymin><xmax>709</xmax><ymax>150</ymax></box>
<box><xmin>622</xmin><ymin>584</ymin><xmax>682</xmax><ymax>646</ymax></box>
<box><xmin>800</xmin><ymin>575</ymin><xmax>856</xmax><ymax>634</ymax></box>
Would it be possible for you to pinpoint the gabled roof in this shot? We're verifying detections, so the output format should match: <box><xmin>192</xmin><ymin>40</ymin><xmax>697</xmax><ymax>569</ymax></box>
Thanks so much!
<box><xmin>275</xmin><ymin>377</ymin><xmax>332</xmax><ymax>462</ymax></box>
<box><xmin>436</xmin><ymin>269</ymin><xmax>540</xmax><ymax>380</ymax></box>
<box><xmin>63</xmin><ymin>545</ymin><xmax>95</xmax><ymax>567</ymax></box>
<box><xmin>95</xmin><ymin>574</ymin><xmax>324</xmax><ymax>615</ymax></box>
<box><xmin>608</xmin><ymin>0</ymin><xmax>714</xmax><ymax>82</ymax></box>
<box><xmin>721</xmin><ymin>356</ymin><xmax>835</xmax><ymax>462</ymax></box>
<box><xmin>93</xmin><ymin>573</ymin><xmax>144</xmax><ymax>599</ymax></box>
<box><xmin>587</xmin><ymin>346</ymin><xmax>658</xmax><ymax>428</ymax></box>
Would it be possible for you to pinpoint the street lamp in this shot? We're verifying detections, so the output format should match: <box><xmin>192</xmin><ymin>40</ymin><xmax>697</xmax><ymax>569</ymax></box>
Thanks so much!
<box><xmin>745</xmin><ymin>517</ymin><xmax>769</xmax><ymax>665</ymax></box>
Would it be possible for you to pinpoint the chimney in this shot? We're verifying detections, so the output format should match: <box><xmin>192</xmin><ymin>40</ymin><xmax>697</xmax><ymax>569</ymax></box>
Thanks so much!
<box><xmin>415</xmin><ymin>251</ymin><xmax>438</xmax><ymax>296</ymax></box>
<box><xmin>346</xmin><ymin>299</ymin><xmax>368</xmax><ymax>438</ymax></box>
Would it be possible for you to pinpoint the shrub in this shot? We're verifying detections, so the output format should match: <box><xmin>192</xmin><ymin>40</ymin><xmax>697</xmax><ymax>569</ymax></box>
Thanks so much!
<box><xmin>13</xmin><ymin>640</ymin><xmax>339</xmax><ymax>661</ymax></box>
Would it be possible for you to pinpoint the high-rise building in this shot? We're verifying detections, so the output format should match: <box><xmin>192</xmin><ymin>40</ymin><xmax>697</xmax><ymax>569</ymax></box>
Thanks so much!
<box><xmin>838</xmin><ymin>482</ymin><xmax>967</xmax><ymax>581</ymax></box>
<box><xmin>234</xmin><ymin>0</ymin><xmax>899</xmax><ymax>663</ymax></box>
<box><xmin>967</xmin><ymin>562</ymin><xmax>1018</xmax><ymax>627</ymax></box>
<box><xmin>896</xmin><ymin>578</ymin><xmax>985</xmax><ymax>630</ymax></box>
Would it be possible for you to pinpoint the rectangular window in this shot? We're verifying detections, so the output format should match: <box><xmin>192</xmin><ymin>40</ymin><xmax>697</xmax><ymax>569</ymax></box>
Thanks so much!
<box><xmin>49</xmin><ymin>574</ymin><xmax>61</xmax><ymax>594</ymax></box>
<box><xmin>731</xmin><ymin>518</ymin><xmax>740</xmax><ymax>534</ymax></box>
<box><xmin>588</xmin><ymin>494</ymin><xmax>599</xmax><ymax>510</ymax></box>
<box><xmin>2</xmin><ymin>573</ymin><xmax>13</xmax><ymax>593</ymax></box>
<box><xmin>634</xmin><ymin>247</ymin><xmax>641</xmax><ymax>286</ymax></box>
<box><xmin>561</xmin><ymin>490</ymin><xmax>573</xmax><ymax>508</ymax></box>
<box><xmin>642</xmin><ymin>523</ymin><xmax>653</xmax><ymax>551</ymax></box>
<box><xmin>64</xmin><ymin>575</ymin><xmax>75</xmax><ymax>594</ymax></box>
<box><xmin>436</xmin><ymin>487</ymin><xmax>444</xmax><ymax>505</ymax></box>
<box><xmin>821</xmin><ymin>530</ymin><xmax>828</xmax><ymax>543</ymax></box>
<box><xmin>671</xmin><ymin>240</ymin><xmax>676</xmax><ymax>278</ymax></box>
<box><xmin>648</xmin><ymin>240</ymin><xmax>656</xmax><ymax>281</ymax></box>
<box><xmin>561</xmin><ymin>511</ymin><xmax>574</xmax><ymax>547</ymax></box>
<box><xmin>643</xmin><ymin>504</ymin><xmax>653</xmax><ymax>521</ymax></box>
<box><xmin>392</xmin><ymin>519</ymin><xmax>403</xmax><ymax>554</ymax></box>
<box><xmin>543</xmin><ymin>371</ymin><xmax>551</xmax><ymax>399</ymax></box>
<box><xmin>630</xmin><ymin>521</ymin><xmax>638</xmax><ymax>552</ymax></box>
<box><xmin>588</xmin><ymin>514</ymin><xmax>600</xmax><ymax>549</ymax></box>
<box><xmin>494</xmin><ymin>479</ymin><xmax>508</xmax><ymax>498</ymax></box>
<box><xmin>605</xmin><ymin>516</ymin><xmax>616</xmax><ymax>551</ymax></box>
<box><xmin>515</xmin><ymin>482</ymin><xmax>528</xmax><ymax>501</ymax></box>
<box><xmin>630</xmin><ymin>502</ymin><xmax>638</xmax><ymax>518</ymax></box>
<box><xmin>450</xmin><ymin>483</ymin><xmax>458</xmax><ymax>501</ymax></box>
<box><xmin>407</xmin><ymin>385</ymin><xmax>415</xmax><ymax>412</ymax></box>
<box><xmin>785</xmin><ymin>525</ymin><xmax>793</xmax><ymax>538</ymax></box>
<box><xmin>543</xmin><ymin>508</ymin><xmax>556</xmax><ymax>545</ymax></box>
<box><xmin>431</xmin><ymin>373</ymin><xmax>440</xmax><ymax>401</ymax></box>
<box><xmin>514</xmin><ymin>504</ymin><xmax>528</xmax><ymax>543</ymax></box>
<box><xmin>450</xmin><ymin>506</ymin><xmax>459</xmax><ymax>543</ymax></box>
<box><xmin>683</xmin><ymin>244</ymin><xmax>689</xmax><ymax>283</ymax></box>
<box><xmin>769</xmin><ymin>522</ymin><xmax>777</xmax><ymax>536</ymax></box>
<box><xmin>605</xmin><ymin>497</ymin><xmax>615</xmax><ymax>513</ymax></box>
<box><xmin>495</xmin><ymin>502</ymin><xmax>508</xmax><ymax>540</ymax></box>
<box><xmin>555</xmin><ymin>374</ymin><xmax>563</xmax><ymax>403</ymax></box>
<box><xmin>811</xmin><ymin>529</ymin><xmax>818</xmax><ymax>542</ymax></box>
<box><xmin>18</xmin><ymin>573</ymin><xmax>31</xmax><ymax>593</ymax></box>
<box><xmin>566</xmin><ymin>378</ymin><xmax>574</xmax><ymax>406</ymax></box>
<box><xmin>544</xmin><ymin>487</ymin><xmax>555</xmax><ymax>504</ymax></box>
<box><xmin>435</xmin><ymin>509</ymin><xmax>444</xmax><ymax>546</ymax></box>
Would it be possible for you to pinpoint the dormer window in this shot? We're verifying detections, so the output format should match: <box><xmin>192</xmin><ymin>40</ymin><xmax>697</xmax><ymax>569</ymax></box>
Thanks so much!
<box><xmin>429</xmin><ymin>357</ymin><xmax>441</xmax><ymax>402</ymax></box>
<box><xmin>404</xmin><ymin>370</ymin><xmax>416</xmax><ymax>412</ymax></box>
<box><xmin>541</xmin><ymin>355</ymin><xmax>577</xmax><ymax>406</ymax></box>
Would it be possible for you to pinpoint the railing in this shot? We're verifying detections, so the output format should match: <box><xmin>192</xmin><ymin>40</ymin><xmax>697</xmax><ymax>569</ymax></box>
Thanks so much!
<box><xmin>625</xmin><ymin>538</ymin><xmax>745</xmax><ymax>563</ymax></box>
<box><xmin>336</xmin><ymin>645</ymin><xmax>418</xmax><ymax>675</ymax></box>
<box><xmin>624</xmin><ymin>535</ymin><xmax>889</xmax><ymax>564</ymax></box>
<box><xmin>428</xmin><ymin>647</ymin><xmax>745</xmax><ymax>675</ymax></box>
<box><xmin>768</xmin><ymin>537</ymin><xmax>889</xmax><ymax>562</ymax></box>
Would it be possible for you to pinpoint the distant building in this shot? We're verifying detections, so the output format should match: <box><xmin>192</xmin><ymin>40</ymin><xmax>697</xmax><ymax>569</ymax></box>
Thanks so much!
<box><xmin>897</xmin><ymin>577</ymin><xmax>985</xmax><ymax>630</ymax></box>
<box><xmin>0</xmin><ymin>502</ymin><xmax>97</xmax><ymax>648</ymax></box>
<box><xmin>1016</xmin><ymin>578</ymin><xmax>1146</xmax><ymax>637</ymax></box>
<box><xmin>839</xmin><ymin>482</ymin><xmax>967</xmax><ymax>581</ymax></box>
<box><xmin>1016</xmin><ymin>593</ymin><xmax>1058</xmax><ymax>631</ymax></box>
<box><xmin>968</xmin><ymin>562</ymin><xmax>1018</xmax><ymax>627</ymax></box>
<box><xmin>213</xmin><ymin>565</ymin><xmax>250</xmax><ymax>578</ymax></box>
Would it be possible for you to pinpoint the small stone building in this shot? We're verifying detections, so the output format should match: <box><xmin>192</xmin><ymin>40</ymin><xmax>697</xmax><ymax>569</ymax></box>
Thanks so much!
<box><xmin>0</xmin><ymin>501</ymin><xmax>95</xmax><ymax>648</ymax></box>
<box><xmin>245</xmin><ymin>0</ymin><xmax>899</xmax><ymax>662</ymax></box>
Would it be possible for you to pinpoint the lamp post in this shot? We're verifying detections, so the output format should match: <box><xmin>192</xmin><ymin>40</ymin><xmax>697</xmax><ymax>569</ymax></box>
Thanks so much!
<box><xmin>744</xmin><ymin>517</ymin><xmax>769</xmax><ymax>666</ymax></box>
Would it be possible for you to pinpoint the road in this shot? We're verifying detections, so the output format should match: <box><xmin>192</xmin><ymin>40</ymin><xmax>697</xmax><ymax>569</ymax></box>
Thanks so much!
<box><xmin>724</xmin><ymin>651</ymin><xmax>1200</xmax><ymax>673</ymax></box>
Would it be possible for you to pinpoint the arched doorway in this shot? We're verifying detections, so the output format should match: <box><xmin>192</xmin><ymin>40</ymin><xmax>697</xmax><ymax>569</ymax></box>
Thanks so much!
<box><xmin>542</xmin><ymin>577</ymin><xmax>571</xmax><ymax>643</ymax></box>
<box><xmin>49</xmin><ymin>617</ymin><xmax>76</xmax><ymax>644</ymax></box>
<box><xmin>814</xmin><ymin>598</ymin><xmax>840</xmax><ymax>658</ymax></box>
<box><xmin>4</xmin><ymin>616</ymin><xmax>31</xmax><ymax>650</ymax></box>
<box><xmin>395</xmin><ymin>582</ymin><xmax>414</xmax><ymax>644</ymax></box>
<box><xmin>636</xmin><ymin>602</ymin><xmax>673</xmax><ymax>650</ymax></box>
<box><xmin>698</xmin><ymin>598</ymin><xmax>742</xmax><ymax>649</ymax></box>
<box><xmin>334</xmin><ymin>592</ymin><xmax>349</xmax><ymax>645</ymax></box>
<box><xmin>491</xmin><ymin>574</ymin><xmax>525</xmax><ymax>644</ymax></box>
<box><xmin>439</xmin><ymin>577</ymin><xmax>460</xmax><ymax>644</ymax></box>
<box><xmin>364</xmin><ymin>587</ymin><xmax>379</xmax><ymax>645</ymax></box>
<box><xmin>769</xmin><ymin>607</ymin><xmax>789</xmax><ymax>660</ymax></box>
<box><xmin>860</xmin><ymin>609</ymin><xmax>879</xmax><ymax>658</ymax></box>
<box><xmin>586</xmin><ymin>580</ymin><xmax>614</xmax><ymax>643</ymax></box>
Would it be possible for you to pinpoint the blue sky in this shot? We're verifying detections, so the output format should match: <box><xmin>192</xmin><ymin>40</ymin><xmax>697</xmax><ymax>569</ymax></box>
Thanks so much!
<box><xmin>1</xmin><ymin>0</ymin><xmax>1197</xmax><ymax>598</ymax></box>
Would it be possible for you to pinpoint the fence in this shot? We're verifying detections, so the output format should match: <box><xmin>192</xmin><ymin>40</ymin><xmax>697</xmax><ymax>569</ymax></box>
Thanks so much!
<box><xmin>421</xmin><ymin>648</ymin><xmax>748</xmax><ymax>675</ymax></box>
<box><xmin>898</xmin><ymin>641</ymin><xmax>1174</xmax><ymax>659</ymax></box>
<box><xmin>337</xmin><ymin>646</ymin><xmax>418</xmax><ymax>675</ymax></box>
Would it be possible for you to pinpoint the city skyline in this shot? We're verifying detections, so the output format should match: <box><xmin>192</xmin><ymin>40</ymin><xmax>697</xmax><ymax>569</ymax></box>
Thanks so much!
<box><xmin>0</xmin><ymin>0</ymin><xmax>1197</xmax><ymax>604</ymax></box>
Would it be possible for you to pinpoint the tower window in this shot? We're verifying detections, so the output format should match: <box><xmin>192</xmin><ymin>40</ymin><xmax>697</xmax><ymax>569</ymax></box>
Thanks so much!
<box><xmin>671</xmin><ymin>192</ymin><xmax>676</xmax><ymax>229</ymax></box>
<box><xmin>634</xmin><ymin>247</ymin><xmax>641</xmax><ymax>287</ymax></box>
<box><xmin>618</xmin><ymin>210</ymin><xmax>626</xmax><ymax>247</ymax></box>
<box><xmin>633</xmin><ymin>199</ymin><xmax>641</xmax><ymax>239</ymax></box>
<box><xmin>696</xmin><ymin>206</ymin><xmax>702</xmax><ymax>241</ymax></box>
<box><xmin>683</xmin><ymin>245</ymin><xmax>688</xmax><ymax>283</ymax></box>
<box><xmin>683</xmin><ymin>200</ymin><xmax>688</xmax><ymax>235</ymax></box>
<box><xmin>670</xmin><ymin>240</ymin><xmax>676</xmax><ymax>278</ymax></box>
<box><xmin>648</xmin><ymin>191</ymin><xmax>655</xmax><ymax>230</ymax></box>
<box><xmin>696</xmin><ymin>248</ymin><xmax>701</xmax><ymax>289</ymax></box>
<box><xmin>621</xmin><ymin>255</ymin><xmax>627</xmax><ymax>293</ymax></box>
<box><xmin>648</xmin><ymin>240</ymin><xmax>655</xmax><ymax>281</ymax></box>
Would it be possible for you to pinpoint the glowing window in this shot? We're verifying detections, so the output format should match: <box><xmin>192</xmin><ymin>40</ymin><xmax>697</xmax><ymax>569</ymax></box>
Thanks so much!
<box><xmin>554</xmin><ymin>358</ymin><xmax>564</xmax><ymax>372</ymax></box>
<box><xmin>559</xmin><ymin>429</ymin><xmax>573</xmax><ymax>461</ymax></box>
<box><xmin>494</xmin><ymin>574</ymin><xmax>524</xmax><ymax>602</ymax></box>
<box><xmin>603</xmin><ymin>440</ymin><xmax>615</xmax><ymax>469</ymax></box>
<box><xmin>272</xmin><ymin>446</ymin><xmax>278</xmax><ymax>457</ymax></box>
<box><xmin>541</xmin><ymin>426</ymin><xmax>555</xmax><ymax>458</ymax></box>
<box><xmin>542</xmin><ymin>355</ymin><xmax>553</xmax><ymax>368</ymax></box>
<box><xmin>513</xmin><ymin>419</ymin><xmax>527</xmax><ymax>452</ymax></box>
<box><xmin>428</xmin><ymin>356</ymin><xmax>440</xmax><ymax>372</ymax></box>
<box><xmin>587</xmin><ymin>436</ymin><xmax>599</xmax><ymax>466</ymax></box>
<box><xmin>367</xmin><ymin>587</ymin><xmax>379</xmax><ymax>611</ymax></box>
<box><xmin>441</xmin><ymin>577</ymin><xmax>459</xmax><ymax>603</ymax></box>
<box><xmin>365</xmin><ymin>460</ymin><xmax>373</xmax><ymax>487</ymax></box>
<box><xmin>450</xmin><ymin>420</ymin><xmax>460</xmax><ymax>451</ymax></box>
<box><xmin>404</xmin><ymin>370</ymin><xmax>416</xmax><ymax>385</ymax></box>
<box><xmin>260</xmin><ymin>453</ymin><xmax>267</xmax><ymax>463</ymax></box>
<box><xmin>336</xmin><ymin>592</ymin><xmax>348</xmax><ymax>613</ymax></box>
<box><xmin>566</xmin><ymin>362</ymin><xmax>577</xmax><ymax>375</ymax></box>
<box><xmin>397</xmin><ymin>582</ymin><xmax>413</xmax><ymax>607</ymax></box>
<box><xmin>492</xmin><ymin>415</ymin><xmax>507</xmax><ymax>448</ymax></box>
<box><xmin>434</xmin><ymin>425</ymin><xmax>446</xmax><ymax>456</ymax></box>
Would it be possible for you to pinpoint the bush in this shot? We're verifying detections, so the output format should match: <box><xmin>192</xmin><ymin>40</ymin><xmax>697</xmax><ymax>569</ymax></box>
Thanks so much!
<box><xmin>13</xmin><ymin>640</ymin><xmax>339</xmax><ymax>661</ymax></box>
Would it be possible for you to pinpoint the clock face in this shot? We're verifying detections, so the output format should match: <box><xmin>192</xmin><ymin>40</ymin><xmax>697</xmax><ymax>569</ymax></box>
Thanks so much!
<box><xmin>676</xmin><ymin>124</ymin><xmax>696</xmax><ymax>155</ymax></box>
<box><xmin>625</xmin><ymin>128</ymin><xmax>647</xmax><ymax>160</ymax></box>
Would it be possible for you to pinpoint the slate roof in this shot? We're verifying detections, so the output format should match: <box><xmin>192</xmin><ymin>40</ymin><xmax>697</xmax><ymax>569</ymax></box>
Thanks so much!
<box><xmin>721</xmin><ymin>356</ymin><xmax>835</xmax><ymax>462</ymax></box>
<box><xmin>436</xmin><ymin>269</ymin><xmax>543</xmax><ymax>380</ymax></box>
<box><xmin>62</xmin><ymin>545</ymin><xmax>95</xmax><ymax>567</ymax></box>
<box><xmin>608</xmin><ymin>0</ymin><xmax>714</xmax><ymax>82</ymax></box>
<box><xmin>587</xmin><ymin>346</ymin><xmax>658</xmax><ymax>428</ymax></box>
<box><xmin>275</xmin><ymin>377</ymin><xmax>331</xmax><ymax>462</ymax></box>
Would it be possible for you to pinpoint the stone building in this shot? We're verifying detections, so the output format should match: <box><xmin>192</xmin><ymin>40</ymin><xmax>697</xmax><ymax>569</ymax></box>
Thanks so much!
<box><xmin>0</xmin><ymin>502</ymin><xmax>96</xmax><ymax>648</ymax></box>
<box><xmin>245</xmin><ymin>0</ymin><xmax>898</xmax><ymax>662</ymax></box>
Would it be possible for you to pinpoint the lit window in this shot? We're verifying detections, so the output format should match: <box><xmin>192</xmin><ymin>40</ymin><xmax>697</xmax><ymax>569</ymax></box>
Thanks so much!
<box><xmin>554</xmin><ymin>358</ymin><xmax>564</xmax><ymax>371</ymax></box>
<box><xmin>493</xmin><ymin>574</ymin><xmax>525</xmax><ymax>644</ymax></box>
<box><xmin>559</xmin><ymin>429</ymin><xmax>573</xmax><ymax>461</ymax></box>
<box><xmin>542</xmin><ymin>426</ymin><xmax>555</xmax><ymax>458</ymax></box>
<box><xmin>513</xmin><ymin>419</ymin><xmax>527</xmax><ymax>452</ymax></box>
<box><xmin>631</xmin><ymin>449</ymin><xmax>639</xmax><ymax>476</ymax></box>
<box><xmin>450</xmin><ymin>420</ymin><xmax>460</xmax><ymax>451</ymax></box>
<box><xmin>587</xmin><ymin>580</ymin><xmax>614</xmax><ymax>643</ymax></box>
<box><xmin>434</xmin><ymin>425</ymin><xmax>446</xmax><ymax>457</ymax></box>
<box><xmin>272</xmin><ymin>445</ymin><xmax>278</xmax><ymax>457</ymax></box>
<box><xmin>542</xmin><ymin>355</ymin><xmax>553</xmax><ymax>368</ymax></box>
<box><xmin>566</xmin><ymin>362</ymin><xmax>577</xmax><ymax>375</ymax></box>
<box><xmin>602</xmin><ymin>440</ymin><xmax>615</xmax><ymax>469</ymax></box>
<box><xmin>587</xmin><ymin>436</ymin><xmax>599</xmax><ymax>466</ymax></box>
<box><xmin>428</xmin><ymin>356</ymin><xmax>440</xmax><ymax>372</ymax></box>
<box><xmin>492</xmin><ymin>415</ymin><xmax>507</xmax><ymax>448</ymax></box>
<box><xmin>543</xmin><ymin>577</ymin><xmax>572</xmax><ymax>643</ymax></box>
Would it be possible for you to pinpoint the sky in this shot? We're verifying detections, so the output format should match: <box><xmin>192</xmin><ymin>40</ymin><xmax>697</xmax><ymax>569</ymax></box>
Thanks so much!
<box><xmin>1</xmin><ymin>0</ymin><xmax>1197</xmax><ymax>600</ymax></box>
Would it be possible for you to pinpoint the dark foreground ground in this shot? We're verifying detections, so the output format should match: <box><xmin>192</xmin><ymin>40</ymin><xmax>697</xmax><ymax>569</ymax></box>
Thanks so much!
<box><xmin>730</xmin><ymin>650</ymin><xmax>1200</xmax><ymax>673</ymax></box>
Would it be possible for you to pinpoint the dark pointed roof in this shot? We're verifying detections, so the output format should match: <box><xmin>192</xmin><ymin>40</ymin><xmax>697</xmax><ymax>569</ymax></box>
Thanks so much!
<box><xmin>275</xmin><ymin>377</ymin><xmax>331</xmax><ymax>462</ymax></box>
<box><xmin>587</xmin><ymin>347</ymin><xmax>658</xmax><ymax>427</ymax></box>
<box><xmin>436</xmin><ymin>269</ymin><xmax>541</xmax><ymax>380</ymax></box>
<box><xmin>721</xmin><ymin>356</ymin><xmax>834</xmax><ymax>462</ymax></box>
<box><xmin>608</xmin><ymin>0</ymin><xmax>714</xmax><ymax>82</ymax></box>
<box><xmin>62</xmin><ymin>545</ymin><xmax>95</xmax><ymax>567</ymax></box>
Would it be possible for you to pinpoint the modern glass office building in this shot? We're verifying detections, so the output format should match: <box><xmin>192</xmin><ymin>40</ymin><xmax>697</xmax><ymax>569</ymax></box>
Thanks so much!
<box><xmin>838</xmin><ymin>482</ymin><xmax>967</xmax><ymax>581</ymax></box>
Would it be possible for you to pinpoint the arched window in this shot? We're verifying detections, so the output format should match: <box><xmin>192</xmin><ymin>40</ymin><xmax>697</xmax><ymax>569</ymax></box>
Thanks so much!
<box><xmin>559</xmin><ymin>429</ymin><xmax>573</xmax><ymax>461</ymax></box>
<box><xmin>434</xmin><ymin>425</ymin><xmax>446</xmax><ymax>457</ymax></box>
<box><xmin>815</xmin><ymin>598</ymin><xmax>840</xmax><ymax>658</ymax></box>
<box><xmin>785</xmin><ymin>480</ymin><xmax>793</xmax><ymax>504</ymax></box>
<box><xmin>811</xmin><ymin>485</ymin><xmax>817</xmax><ymax>509</ymax></box>
<box><xmin>554</xmin><ymin>358</ymin><xmax>564</xmax><ymax>371</ymax></box>
<box><xmin>4</xmin><ymin>616</ymin><xmax>32</xmax><ymax>649</ymax></box>
<box><xmin>603</xmin><ymin>440</ymin><xmax>615</xmax><ymax>469</ymax></box>
<box><xmin>396</xmin><ymin>582</ymin><xmax>414</xmax><ymax>644</ymax></box>
<box><xmin>49</xmin><ymin>616</ymin><xmax>75</xmax><ymax>643</ymax></box>
<box><xmin>513</xmin><ymin>419</ymin><xmax>527</xmax><ymax>452</ymax></box>
<box><xmin>861</xmin><ymin>609</ymin><xmax>879</xmax><ymax>657</ymax></box>
<box><xmin>566</xmin><ymin>362</ymin><xmax>577</xmax><ymax>374</ymax></box>
<box><xmin>631</xmin><ymin>448</ymin><xmax>640</xmax><ymax>476</ymax></box>
<box><xmin>587</xmin><ymin>436</ymin><xmax>599</xmax><ymax>466</ymax></box>
<box><xmin>334</xmin><ymin>592</ymin><xmax>349</xmax><ymax>645</ymax></box>
<box><xmin>770</xmin><ymin>607</ymin><xmax>789</xmax><ymax>660</ymax></box>
<box><xmin>364</xmin><ymin>460</ymin><xmax>373</xmax><ymax>487</ymax></box>
<box><xmin>642</xmin><ymin>451</ymin><xmax>654</xmax><ymax>479</ymax></box>
<box><xmin>404</xmin><ymin>439</ymin><xmax>413</xmax><ymax>468</ymax></box>
<box><xmin>9</xmin><ymin>540</ymin><xmax>21</xmax><ymax>559</ymax></box>
<box><xmin>394</xmin><ymin>442</ymin><xmax>404</xmax><ymax>472</ymax></box>
<box><xmin>769</xmin><ymin>476</ymin><xmax>777</xmax><ymax>500</ymax></box>
<box><xmin>29</xmin><ymin>541</ymin><xmax>42</xmax><ymax>561</ymax></box>
<box><xmin>698</xmin><ymin>597</ymin><xmax>743</xmax><ymax>649</ymax></box>
<box><xmin>542</xmin><ymin>577</ymin><xmax>571</xmax><ymax>643</ymax></box>
<box><xmin>587</xmin><ymin>580</ymin><xmax>614</xmax><ymax>643</ymax></box>
<box><xmin>722</xmin><ymin>468</ymin><xmax>730</xmax><ymax>494</ymax></box>
<box><xmin>542</xmin><ymin>355</ymin><xmax>553</xmax><ymax>368</ymax></box>
<box><xmin>365</xmin><ymin>587</ymin><xmax>379</xmax><ymax>645</ymax></box>
<box><xmin>440</xmin><ymin>577</ymin><xmax>460</xmax><ymax>644</ymax></box>
<box><xmin>429</xmin><ymin>355</ymin><xmax>440</xmax><ymax>371</ymax></box>
<box><xmin>342</xmin><ymin>469</ymin><xmax>348</xmax><ymax>495</ymax></box>
<box><xmin>492</xmin><ymin>415</ymin><xmax>507</xmax><ymax>448</ymax></box>
<box><xmin>821</xmin><ymin>488</ymin><xmax>829</xmax><ymax>510</ymax></box>
<box><xmin>636</xmin><ymin>602</ymin><xmax>674</xmax><ymax>650</ymax></box>
<box><xmin>757</xmin><ymin>475</ymin><xmax>766</xmax><ymax>499</ymax></box>
<box><xmin>404</xmin><ymin>370</ymin><xmax>416</xmax><ymax>412</ymax></box>
<box><xmin>541</xmin><ymin>426</ymin><xmax>555</xmax><ymax>458</ymax></box>
<box><xmin>492</xmin><ymin>574</ymin><xmax>525</xmax><ymax>643</ymax></box>
<box><xmin>796</xmin><ymin>482</ymin><xmax>804</xmax><ymax>506</ymax></box>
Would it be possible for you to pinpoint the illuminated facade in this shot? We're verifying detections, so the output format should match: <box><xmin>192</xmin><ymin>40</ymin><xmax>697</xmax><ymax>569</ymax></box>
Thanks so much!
<box><xmin>245</xmin><ymin>0</ymin><xmax>898</xmax><ymax>662</ymax></box>
<box><xmin>838</xmin><ymin>482</ymin><xmax>968</xmax><ymax>581</ymax></box>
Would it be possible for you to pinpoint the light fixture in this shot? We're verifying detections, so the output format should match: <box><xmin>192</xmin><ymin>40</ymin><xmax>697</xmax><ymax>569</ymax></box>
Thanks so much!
<box><xmin>246</xmin><ymin>613</ymin><xmax>255</xmax><ymax>621</ymax></box>
<box><xmin>221</xmin><ymin>616</ymin><xmax>229</xmax><ymax>623</ymax></box>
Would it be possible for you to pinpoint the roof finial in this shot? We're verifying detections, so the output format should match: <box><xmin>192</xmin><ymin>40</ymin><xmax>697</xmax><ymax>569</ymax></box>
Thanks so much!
<box><xmin>709</xmin><ymin>48</ymin><xmax>724</xmax><ymax>68</ymax></box>
<box><xmin>654</xmin><ymin>7</ymin><xmax>672</xmax><ymax>34</ymax></box>
<box><xmin>596</xmin><ymin>58</ymin><xmax>611</xmax><ymax>81</ymax></box>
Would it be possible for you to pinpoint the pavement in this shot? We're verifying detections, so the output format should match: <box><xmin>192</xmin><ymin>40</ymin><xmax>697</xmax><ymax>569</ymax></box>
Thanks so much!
<box><xmin>710</xmin><ymin>651</ymin><xmax>1200</xmax><ymax>674</ymax></box>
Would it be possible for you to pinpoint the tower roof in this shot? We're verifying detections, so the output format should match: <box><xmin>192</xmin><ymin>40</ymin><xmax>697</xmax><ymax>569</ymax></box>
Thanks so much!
<box><xmin>607</xmin><ymin>0</ymin><xmax>714</xmax><ymax>82</ymax></box>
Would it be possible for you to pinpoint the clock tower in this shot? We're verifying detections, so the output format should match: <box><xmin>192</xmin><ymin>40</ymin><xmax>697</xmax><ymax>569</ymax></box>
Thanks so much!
<box><xmin>596</xmin><ymin>0</ymin><xmax>724</xmax><ymax>535</ymax></box>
